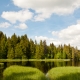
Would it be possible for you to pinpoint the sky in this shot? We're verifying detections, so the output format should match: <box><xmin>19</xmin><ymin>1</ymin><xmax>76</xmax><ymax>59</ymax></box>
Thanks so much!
<box><xmin>0</xmin><ymin>0</ymin><xmax>80</xmax><ymax>49</ymax></box>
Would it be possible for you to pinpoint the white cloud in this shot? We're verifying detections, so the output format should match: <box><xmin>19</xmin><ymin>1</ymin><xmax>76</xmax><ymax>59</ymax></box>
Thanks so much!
<box><xmin>35</xmin><ymin>21</ymin><xmax>80</xmax><ymax>48</ymax></box>
<box><xmin>35</xmin><ymin>36</ymin><xmax>61</xmax><ymax>45</ymax></box>
<box><xmin>15</xmin><ymin>23</ymin><xmax>28</xmax><ymax>29</ymax></box>
<box><xmin>77</xmin><ymin>20</ymin><xmax>80</xmax><ymax>24</ymax></box>
<box><xmin>0</xmin><ymin>22</ymin><xmax>11</xmax><ymax>28</ymax></box>
<box><xmin>35</xmin><ymin>36</ymin><xmax>48</xmax><ymax>41</ymax></box>
<box><xmin>52</xmin><ymin>21</ymin><xmax>80</xmax><ymax>49</ymax></box>
<box><xmin>1</xmin><ymin>9</ymin><xmax>33</xmax><ymax>23</ymax></box>
<box><xmin>12</xmin><ymin>0</ymin><xmax>80</xmax><ymax>21</ymax></box>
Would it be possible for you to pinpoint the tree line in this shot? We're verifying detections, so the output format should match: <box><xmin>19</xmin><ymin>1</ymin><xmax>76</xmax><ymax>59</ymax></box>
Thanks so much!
<box><xmin>0</xmin><ymin>31</ymin><xmax>80</xmax><ymax>60</ymax></box>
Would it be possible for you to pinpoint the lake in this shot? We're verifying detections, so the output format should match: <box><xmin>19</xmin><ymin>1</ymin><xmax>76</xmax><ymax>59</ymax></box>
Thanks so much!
<box><xmin>0</xmin><ymin>60</ymin><xmax>80</xmax><ymax>80</ymax></box>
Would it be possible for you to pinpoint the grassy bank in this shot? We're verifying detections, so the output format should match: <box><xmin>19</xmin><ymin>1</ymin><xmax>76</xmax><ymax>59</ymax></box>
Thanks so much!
<box><xmin>0</xmin><ymin>59</ymin><xmax>70</xmax><ymax>62</ymax></box>
<box><xmin>47</xmin><ymin>67</ymin><xmax>80</xmax><ymax>80</ymax></box>
<box><xmin>3</xmin><ymin>65</ymin><xmax>47</xmax><ymax>80</ymax></box>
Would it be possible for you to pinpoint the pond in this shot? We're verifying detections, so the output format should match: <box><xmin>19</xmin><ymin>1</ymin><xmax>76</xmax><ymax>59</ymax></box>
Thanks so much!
<box><xmin>0</xmin><ymin>60</ymin><xmax>80</xmax><ymax>80</ymax></box>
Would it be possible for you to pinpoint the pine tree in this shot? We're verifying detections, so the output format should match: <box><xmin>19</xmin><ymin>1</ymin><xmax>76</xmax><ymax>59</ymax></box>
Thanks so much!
<box><xmin>11</xmin><ymin>33</ymin><xmax>18</xmax><ymax>48</ymax></box>
<box><xmin>29</xmin><ymin>39</ymin><xmax>35</xmax><ymax>58</ymax></box>
<box><xmin>63</xmin><ymin>44</ymin><xmax>67</xmax><ymax>59</ymax></box>
<box><xmin>43</xmin><ymin>40</ymin><xmax>48</xmax><ymax>58</ymax></box>
<box><xmin>55</xmin><ymin>45</ymin><xmax>62</xmax><ymax>59</ymax></box>
<box><xmin>40</xmin><ymin>40</ymin><xmax>44</xmax><ymax>59</ymax></box>
<box><xmin>20</xmin><ymin>34</ymin><xmax>30</xmax><ymax>59</ymax></box>
<box><xmin>7</xmin><ymin>47</ymin><xmax>15</xmax><ymax>59</ymax></box>
<box><xmin>15</xmin><ymin>43</ymin><xmax>24</xmax><ymax>59</ymax></box>
<box><xmin>72</xmin><ymin>47</ymin><xmax>75</xmax><ymax>59</ymax></box>
<box><xmin>35</xmin><ymin>44</ymin><xmax>40</xmax><ymax>59</ymax></box>
<box><xmin>49</xmin><ymin>43</ymin><xmax>56</xmax><ymax>59</ymax></box>
<box><xmin>0</xmin><ymin>34</ymin><xmax>7</xmax><ymax>59</ymax></box>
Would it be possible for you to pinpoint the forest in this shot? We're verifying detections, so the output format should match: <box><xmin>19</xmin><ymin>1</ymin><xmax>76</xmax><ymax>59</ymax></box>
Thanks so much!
<box><xmin>0</xmin><ymin>31</ymin><xmax>80</xmax><ymax>60</ymax></box>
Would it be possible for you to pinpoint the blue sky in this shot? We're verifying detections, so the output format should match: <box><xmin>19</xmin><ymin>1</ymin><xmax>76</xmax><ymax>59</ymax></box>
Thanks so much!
<box><xmin>0</xmin><ymin>0</ymin><xmax>80</xmax><ymax>49</ymax></box>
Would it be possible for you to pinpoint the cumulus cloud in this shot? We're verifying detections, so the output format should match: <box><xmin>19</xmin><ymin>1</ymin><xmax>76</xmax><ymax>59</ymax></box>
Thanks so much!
<box><xmin>52</xmin><ymin>21</ymin><xmax>80</xmax><ymax>48</ymax></box>
<box><xmin>0</xmin><ymin>22</ymin><xmax>11</xmax><ymax>28</ymax></box>
<box><xmin>35</xmin><ymin>36</ymin><xmax>61</xmax><ymax>45</ymax></box>
<box><xmin>12</xmin><ymin>0</ymin><xmax>80</xmax><ymax>21</ymax></box>
<box><xmin>1</xmin><ymin>9</ymin><xmax>33</xmax><ymax>23</ymax></box>
<box><xmin>35</xmin><ymin>36</ymin><xmax>48</xmax><ymax>41</ymax></box>
<box><xmin>35</xmin><ymin>21</ymin><xmax>80</xmax><ymax>49</ymax></box>
<box><xmin>15</xmin><ymin>23</ymin><xmax>28</xmax><ymax>29</ymax></box>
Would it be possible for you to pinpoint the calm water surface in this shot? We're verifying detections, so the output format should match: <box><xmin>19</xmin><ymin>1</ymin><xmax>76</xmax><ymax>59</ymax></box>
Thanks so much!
<box><xmin>0</xmin><ymin>60</ymin><xmax>80</xmax><ymax>79</ymax></box>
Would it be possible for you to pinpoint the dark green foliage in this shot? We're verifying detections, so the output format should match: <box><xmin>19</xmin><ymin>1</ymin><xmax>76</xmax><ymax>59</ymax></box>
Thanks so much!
<box><xmin>20</xmin><ymin>35</ymin><xmax>30</xmax><ymax>59</ymax></box>
<box><xmin>7</xmin><ymin>47</ymin><xmax>15</xmax><ymax>59</ymax></box>
<box><xmin>0</xmin><ymin>31</ymin><xmax>80</xmax><ymax>60</ymax></box>
<box><xmin>0</xmin><ymin>33</ymin><xmax>7</xmax><ymax>59</ymax></box>
<box><xmin>15</xmin><ymin>43</ymin><xmax>24</xmax><ymax>59</ymax></box>
<box><xmin>48</xmin><ymin>43</ymin><xmax>56</xmax><ymax>59</ymax></box>
<box><xmin>29</xmin><ymin>39</ymin><xmax>35</xmax><ymax>58</ymax></box>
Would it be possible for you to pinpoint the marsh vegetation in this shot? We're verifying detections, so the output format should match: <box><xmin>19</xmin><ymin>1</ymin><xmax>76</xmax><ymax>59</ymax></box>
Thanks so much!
<box><xmin>2</xmin><ymin>65</ymin><xmax>80</xmax><ymax>80</ymax></box>
<box><xmin>3</xmin><ymin>65</ymin><xmax>47</xmax><ymax>80</ymax></box>
<box><xmin>47</xmin><ymin>67</ymin><xmax>80</xmax><ymax>80</ymax></box>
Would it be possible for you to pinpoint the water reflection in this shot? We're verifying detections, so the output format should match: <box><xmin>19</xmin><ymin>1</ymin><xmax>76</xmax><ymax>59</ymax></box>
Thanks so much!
<box><xmin>0</xmin><ymin>60</ymin><xmax>80</xmax><ymax>79</ymax></box>
<box><xmin>0</xmin><ymin>66</ymin><xmax>4</xmax><ymax>80</ymax></box>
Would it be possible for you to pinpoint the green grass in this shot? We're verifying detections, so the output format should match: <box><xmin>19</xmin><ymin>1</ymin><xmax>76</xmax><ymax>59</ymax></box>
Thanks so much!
<box><xmin>0</xmin><ymin>59</ymin><xmax>70</xmax><ymax>62</ymax></box>
<box><xmin>0</xmin><ymin>59</ymin><xmax>28</xmax><ymax>62</ymax></box>
<box><xmin>47</xmin><ymin>67</ymin><xmax>80</xmax><ymax>80</ymax></box>
<box><xmin>28</xmin><ymin>59</ymin><xmax>70</xmax><ymax>62</ymax></box>
<box><xmin>2</xmin><ymin>65</ymin><xmax>80</xmax><ymax>80</ymax></box>
<box><xmin>3</xmin><ymin>65</ymin><xmax>47</xmax><ymax>80</ymax></box>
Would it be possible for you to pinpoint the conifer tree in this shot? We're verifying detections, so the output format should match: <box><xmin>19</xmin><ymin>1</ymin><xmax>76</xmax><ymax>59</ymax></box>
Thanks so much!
<box><xmin>7</xmin><ymin>47</ymin><xmax>15</xmax><ymax>59</ymax></box>
<box><xmin>15</xmin><ymin>43</ymin><xmax>24</xmax><ymax>59</ymax></box>
<box><xmin>29</xmin><ymin>39</ymin><xmax>35</xmax><ymax>58</ymax></box>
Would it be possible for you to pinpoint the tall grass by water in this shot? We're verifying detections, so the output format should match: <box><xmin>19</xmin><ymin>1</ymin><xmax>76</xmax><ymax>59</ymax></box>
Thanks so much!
<box><xmin>2</xmin><ymin>65</ymin><xmax>80</xmax><ymax>80</ymax></box>
<box><xmin>47</xmin><ymin>66</ymin><xmax>80</xmax><ymax>80</ymax></box>
<box><xmin>3</xmin><ymin>65</ymin><xmax>47</xmax><ymax>80</ymax></box>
